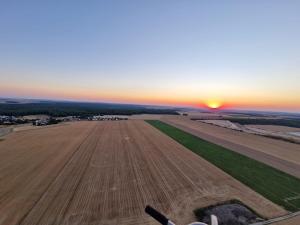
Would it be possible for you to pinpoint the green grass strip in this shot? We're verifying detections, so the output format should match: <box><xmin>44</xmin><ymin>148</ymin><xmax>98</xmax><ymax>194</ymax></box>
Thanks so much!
<box><xmin>146</xmin><ymin>120</ymin><xmax>300</xmax><ymax>212</ymax></box>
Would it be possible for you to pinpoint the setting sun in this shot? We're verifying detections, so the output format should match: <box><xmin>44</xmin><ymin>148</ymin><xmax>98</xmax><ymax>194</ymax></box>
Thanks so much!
<box><xmin>206</xmin><ymin>101</ymin><xmax>222</xmax><ymax>109</ymax></box>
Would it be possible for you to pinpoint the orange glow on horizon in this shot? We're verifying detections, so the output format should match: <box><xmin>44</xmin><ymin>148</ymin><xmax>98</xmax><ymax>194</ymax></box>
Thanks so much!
<box><xmin>201</xmin><ymin>100</ymin><xmax>226</xmax><ymax>110</ymax></box>
<box><xmin>206</xmin><ymin>101</ymin><xmax>222</xmax><ymax>109</ymax></box>
<box><xmin>1</xmin><ymin>84</ymin><xmax>300</xmax><ymax>112</ymax></box>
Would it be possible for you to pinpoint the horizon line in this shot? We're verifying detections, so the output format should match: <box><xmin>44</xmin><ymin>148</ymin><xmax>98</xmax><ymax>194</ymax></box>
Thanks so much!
<box><xmin>1</xmin><ymin>96</ymin><xmax>299</xmax><ymax>115</ymax></box>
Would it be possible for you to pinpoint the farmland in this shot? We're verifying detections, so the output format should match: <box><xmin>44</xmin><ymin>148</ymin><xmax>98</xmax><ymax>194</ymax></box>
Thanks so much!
<box><xmin>147</xmin><ymin>120</ymin><xmax>300</xmax><ymax>212</ymax></box>
<box><xmin>227</xmin><ymin>118</ymin><xmax>300</xmax><ymax>129</ymax></box>
<box><xmin>246</xmin><ymin>125</ymin><xmax>300</xmax><ymax>132</ymax></box>
<box><xmin>162</xmin><ymin>116</ymin><xmax>300</xmax><ymax>178</ymax></box>
<box><xmin>0</xmin><ymin>121</ymin><xmax>286</xmax><ymax>225</ymax></box>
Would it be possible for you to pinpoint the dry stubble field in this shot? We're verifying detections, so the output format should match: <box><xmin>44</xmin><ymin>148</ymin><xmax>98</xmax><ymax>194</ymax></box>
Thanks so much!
<box><xmin>0</xmin><ymin>121</ymin><xmax>286</xmax><ymax>225</ymax></box>
<box><xmin>246</xmin><ymin>125</ymin><xmax>300</xmax><ymax>133</ymax></box>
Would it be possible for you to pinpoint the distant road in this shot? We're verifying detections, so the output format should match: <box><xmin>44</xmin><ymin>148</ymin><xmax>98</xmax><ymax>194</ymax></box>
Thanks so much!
<box><xmin>162</xmin><ymin>116</ymin><xmax>300</xmax><ymax>179</ymax></box>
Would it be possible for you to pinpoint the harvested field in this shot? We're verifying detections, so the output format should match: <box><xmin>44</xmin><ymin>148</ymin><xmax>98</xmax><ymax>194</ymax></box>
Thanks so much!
<box><xmin>0</xmin><ymin>123</ymin><xmax>67</xmax><ymax>139</ymax></box>
<box><xmin>246</xmin><ymin>125</ymin><xmax>300</xmax><ymax>132</ymax></box>
<box><xmin>162</xmin><ymin>116</ymin><xmax>300</xmax><ymax>178</ymax></box>
<box><xmin>22</xmin><ymin>114</ymin><xmax>50</xmax><ymax>120</ymax></box>
<box><xmin>129</xmin><ymin>114</ymin><xmax>164</xmax><ymax>120</ymax></box>
<box><xmin>0</xmin><ymin>121</ymin><xmax>286</xmax><ymax>225</ymax></box>
<box><xmin>147</xmin><ymin>120</ymin><xmax>300</xmax><ymax>212</ymax></box>
<box><xmin>197</xmin><ymin>120</ymin><xmax>300</xmax><ymax>144</ymax></box>
<box><xmin>13</xmin><ymin>122</ymin><xmax>67</xmax><ymax>132</ymax></box>
<box><xmin>0</xmin><ymin>122</ymin><xmax>94</xmax><ymax>225</ymax></box>
<box><xmin>272</xmin><ymin>215</ymin><xmax>300</xmax><ymax>225</ymax></box>
<box><xmin>200</xmin><ymin>120</ymin><xmax>242</xmax><ymax>130</ymax></box>
<box><xmin>0</xmin><ymin>127</ymin><xmax>12</xmax><ymax>137</ymax></box>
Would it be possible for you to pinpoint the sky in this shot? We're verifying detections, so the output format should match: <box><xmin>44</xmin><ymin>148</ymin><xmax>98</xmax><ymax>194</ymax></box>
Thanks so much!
<box><xmin>0</xmin><ymin>0</ymin><xmax>299</xmax><ymax>112</ymax></box>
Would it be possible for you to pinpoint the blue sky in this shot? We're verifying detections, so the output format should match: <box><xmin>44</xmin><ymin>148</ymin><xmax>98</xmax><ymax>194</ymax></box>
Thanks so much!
<box><xmin>0</xmin><ymin>1</ymin><xmax>299</xmax><ymax>111</ymax></box>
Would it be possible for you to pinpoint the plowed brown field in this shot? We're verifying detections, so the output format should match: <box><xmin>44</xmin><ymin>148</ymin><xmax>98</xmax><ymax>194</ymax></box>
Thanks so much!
<box><xmin>0</xmin><ymin>121</ymin><xmax>286</xmax><ymax>225</ymax></box>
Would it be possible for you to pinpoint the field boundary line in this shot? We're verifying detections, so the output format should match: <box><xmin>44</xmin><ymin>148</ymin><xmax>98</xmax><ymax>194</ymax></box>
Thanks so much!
<box><xmin>251</xmin><ymin>211</ymin><xmax>300</xmax><ymax>225</ymax></box>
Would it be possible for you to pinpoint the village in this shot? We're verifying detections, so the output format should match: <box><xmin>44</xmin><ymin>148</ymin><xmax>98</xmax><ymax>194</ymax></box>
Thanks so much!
<box><xmin>0</xmin><ymin>114</ymin><xmax>128</xmax><ymax>127</ymax></box>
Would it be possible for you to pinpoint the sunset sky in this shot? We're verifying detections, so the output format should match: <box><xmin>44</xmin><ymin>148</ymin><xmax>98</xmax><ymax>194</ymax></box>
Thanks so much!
<box><xmin>1</xmin><ymin>1</ymin><xmax>299</xmax><ymax>112</ymax></box>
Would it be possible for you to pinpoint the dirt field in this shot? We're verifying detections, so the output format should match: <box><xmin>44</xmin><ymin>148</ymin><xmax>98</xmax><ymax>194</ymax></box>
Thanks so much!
<box><xmin>162</xmin><ymin>116</ymin><xmax>300</xmax><ymax>178</ymax></box>
<box><xmin>0</xmin><ymin>127</ymin><xmax>12</xmax><ymax>137</ymax></box>
<box><xmin>272</xmin><ymin>216</ymin><xmax>300</xmax><ymax>225</ymax></box>
<box><xmin>245</xmin><ymin>125</ymin><xmax>300</xmax><ymax>143</ymax></box>
<box><xmin>273</xmin><ymin>215</ymin><xmax>300</xmax><ymax>225</ymax></box>
<box><xmin>13</xmin><ymin>122</ymin><xmax>68</xmax><ymax>132</ymax></box>
<box><xmin>0</xmin><ymin>123</ymin><xmax>69</xmax><ymax>139</ymax></box>
<box><xmin>196</xmin><ymin>120</ymin><xmax>300</xmax><ymax>144</ymax></box>
<box><xmin>0</xmin><ymin>121</ymin><xmax>286</xmax><ymax>225</ymax></box>
<box><xmin>129</xmin><ymin>114</ymin><xmax>164</xmax><ymax>120</ymax></box>
<box><xmin>22</xmin><ymin>114</ymin><xmax>50</xmax><ymax>120</ymax></box>
<box><xmin>246</xmin><ymin>125</ymin><xmax>300</xmax><ymax>132</ymax></box>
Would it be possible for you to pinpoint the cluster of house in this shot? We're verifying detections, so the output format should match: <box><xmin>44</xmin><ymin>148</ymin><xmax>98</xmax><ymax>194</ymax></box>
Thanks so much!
<box><xmin>88</xmin><ymin>115</ymin><xmax>128</xmax><ymax>121</ymax></box>
<box><xmin>1</xmin><ymin>114</ymin><xmax>129</xmax><ymax>126</ymax></box>
<box><xmin>33</xmin><ymin>117</ymin><xmax>64</xmax><ymax>126</ymax></box>
<box><xmin>33</xmin><ymin>119</ymin><xmax>50</xmax><ymax>126</ymax></box>
<box><xmin>32</xmin><ymin>115</ymin><xmax>84</xmax><ymax>126</ymax></box>
<box><xmin>0</xmin><ymin>115</ymin><xmax>12</xmax><ymax>122</ymax></box>
<box><xmin>56</xmin><ymin>116</ymin><xmax>81</xmax><ymax>122</ymax></box>
<box><xmin>0</xmin><ymin>115</ymin><xmax>26</xmax><ymax>125</ymax></box>
<box><xmin>0</xmin><ymin>115</ymin><xmax>56</xmax><ymax>126</ymax></box>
